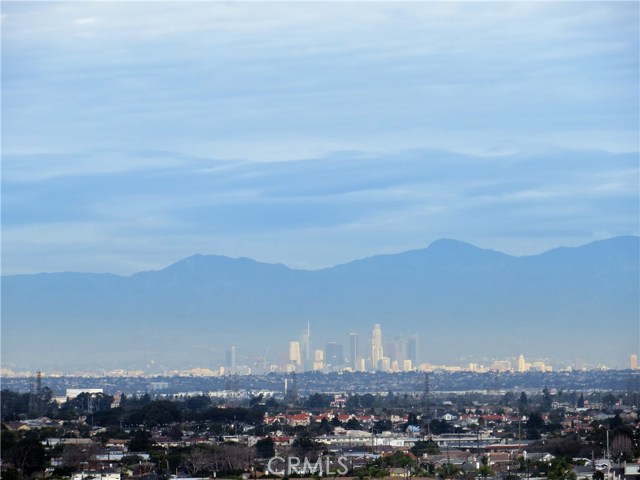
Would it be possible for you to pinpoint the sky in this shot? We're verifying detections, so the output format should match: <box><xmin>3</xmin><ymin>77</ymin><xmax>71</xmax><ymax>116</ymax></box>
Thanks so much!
<box><xmin>2</xmin><ymin>1</ymin><xmax>639</xmax><ymax>276</ymax></box>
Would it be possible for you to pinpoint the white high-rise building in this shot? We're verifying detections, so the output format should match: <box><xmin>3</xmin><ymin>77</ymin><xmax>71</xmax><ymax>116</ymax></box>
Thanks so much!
<box><xmin>532</xmin><ymin>361</ymin><xmax>547</xmax><ymax>372</ymax></box>
<box><xmin>225</xmin><ymin>346</ymin><xmax>237</xmax><ymax>371</ymax></box>
<box><xmin>372</xmin><ymin>324</ymin><xmax>383</xmax><ymax>370</ymax></box>
<box><xmin>518</xmin><ymin>354</ymin><xmax>526</xmax><ymax>372</ymax></box>
<box><xmin>313</xmin><ymin>349</ymin><xmax>324</xmax><ymax>371</ymax></box>
<box><xmin>289</xmin><ymin>341</ymin><xmax>301</xmax><ymax>368</ymax></box>
<box><xmin>301</xmin><ymin>322</ymin><xmax>311</xmax><ymax>371</ymax></box>
<box><xmin>379</xmin><ymin>356</ymin><xmax>391</xmax><ymax>372</ymax></box>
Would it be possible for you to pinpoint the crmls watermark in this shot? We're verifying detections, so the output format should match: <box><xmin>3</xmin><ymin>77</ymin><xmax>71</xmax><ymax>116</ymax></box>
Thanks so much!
<box><xmin>266</xmin><ymin>456</ymin><xmax>349</xmax><ymax>476</ymax></box>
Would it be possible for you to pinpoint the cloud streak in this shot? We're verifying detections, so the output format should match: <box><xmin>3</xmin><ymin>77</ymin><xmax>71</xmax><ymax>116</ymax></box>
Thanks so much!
<box><xmin>2</xmin><ymin>148</ymin><xmax>637</xmax><ymax>274</ymax></box>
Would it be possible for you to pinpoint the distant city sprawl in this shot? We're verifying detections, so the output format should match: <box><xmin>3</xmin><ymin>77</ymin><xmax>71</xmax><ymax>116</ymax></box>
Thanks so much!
<box><xmin>1</xmin><ymin>368</ymin><xmax>639</xmax><ymax>480</ymax></box>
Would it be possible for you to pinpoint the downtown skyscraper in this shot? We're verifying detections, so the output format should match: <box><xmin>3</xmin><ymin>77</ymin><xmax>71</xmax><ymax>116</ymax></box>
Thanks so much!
<box><xmin>371</xmin><ymin>323</ymin><xmax>383</xmax><ymax>369</ymax></box>
<box><xmin>349</xmin><ymin>332</ymin><xmax>358</xmax><ymax>370</ymax></box>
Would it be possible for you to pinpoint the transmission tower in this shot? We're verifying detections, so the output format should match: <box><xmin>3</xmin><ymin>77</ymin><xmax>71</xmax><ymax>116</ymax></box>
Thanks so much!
<box><xmin>28</xmin><ymin>374</ymin><xmax>36</xmax><ymax>417</ymax></box>
<box><xmin>422</xmin><ymin>371</ymin><xmax>431</xmax><ymax>420</ymax></box>
<box><xmin>36</xmin><ymin>370</ymin><xmax>43</xmax><ymax>416</ymax></box>
<box><xmin>284</xmin><ymin>371</ymin><xmax>298</xmax><ymax>406</ymax></box>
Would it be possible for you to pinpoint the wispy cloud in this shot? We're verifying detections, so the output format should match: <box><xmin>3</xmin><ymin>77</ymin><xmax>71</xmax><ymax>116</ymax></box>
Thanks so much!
<box><xmin>74</xmin><ymin>17</ymin><xmax>96</xmax><ymax>26</ymax></box>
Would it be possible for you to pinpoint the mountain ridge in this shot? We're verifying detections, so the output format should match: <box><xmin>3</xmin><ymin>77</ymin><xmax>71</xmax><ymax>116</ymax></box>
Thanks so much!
<box><xmin>4</xmin><ymin>235</ymin><xmax>636</xmax><ymax>278</ymax></box>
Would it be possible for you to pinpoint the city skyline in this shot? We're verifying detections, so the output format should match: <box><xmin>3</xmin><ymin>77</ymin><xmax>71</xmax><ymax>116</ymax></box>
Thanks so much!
<box><xmin>91</xmin><ymin>320</ymin><xmax>639</xmax><ymax>377</ymax></box>
<box><xmin>4</xmin><ymin>349</ymin><xmax>640</xmax><ymax>378</ymax></box>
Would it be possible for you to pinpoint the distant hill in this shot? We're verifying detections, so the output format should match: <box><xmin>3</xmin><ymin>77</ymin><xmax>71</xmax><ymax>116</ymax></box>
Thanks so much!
<box><xmin>2</xmin><ymin>236</ymin><xmax>638</xmax><ymax>370</ymax></box>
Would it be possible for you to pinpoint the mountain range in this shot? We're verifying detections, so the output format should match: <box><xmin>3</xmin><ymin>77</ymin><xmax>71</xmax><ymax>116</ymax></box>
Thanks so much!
<box><xmin>2</xmin><ymin>236</ymin><xmax>638</xmax><ymax>370</ymax></box>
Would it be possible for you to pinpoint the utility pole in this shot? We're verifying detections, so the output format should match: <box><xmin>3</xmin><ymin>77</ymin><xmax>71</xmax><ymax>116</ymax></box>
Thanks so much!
<box><xmin>36</xmin><ymin>370</ymin><xmax>43</xmax><ymax>416</ymax></box>
<box><xmin>606</xmin><ymin>429</ymin><xmax>611</xmax><ymax>480</ymax></box>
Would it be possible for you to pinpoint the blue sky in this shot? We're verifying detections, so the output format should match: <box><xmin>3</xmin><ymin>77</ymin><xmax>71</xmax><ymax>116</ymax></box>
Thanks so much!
<box><xmin>2</xmin><ymin>1</ymin><xmax>639</xmax><ymax>275</ymax></box>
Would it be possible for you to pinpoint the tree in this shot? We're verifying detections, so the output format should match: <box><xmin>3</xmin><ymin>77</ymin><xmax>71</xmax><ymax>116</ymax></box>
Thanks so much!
<box><xmin>501</xmin><ymin>392</ymin><xmax>516</xmax><ymax>406</ymax></box>
<box><xmin>381</xmin><ymin>450</ymin><xmax>412</xmax><ymax>468</ymax></box>
<box><xmin>547</xmin><ymin>457</ymin><xmax>576</xmax><ymax>480</ymax></box>
<box><xmin>518</xmin><ymin>392</ymin><xmax>528</xmax><ymax>414</ymax></box>
<box><xmin>611</xmin><ymin>431</ymin><xmax>634</xmax><ymax>461</ymax></box>
<box><xmin>477</xmin><ymin>456</ymin><xmax>494</xmax><ymax>480</ymax></box>
<box><xmin>526</xmin><ymin>412</ymin><xmax>544</xmax><ymax>439</ymax></box>
<box><xmin>1</xmin><ymin>429</ymin><xmax>17</xmax><ymax>453</ymax></box>
<box><xmin>185</xmin><ymin>395</ymin><xmax>211</xmax><ymax>411</ymax></box>
<box><xmin>91</xmin><ymin>407</ymin><xmax>124</xmax><ymax>428</ymax></box>
<box><xmin>437</xmin><ymin>463</ymin><xmax>461</xmax><ymax>479</ymax></box>
<box><xmin>128</xmin><ymin>429</ymin><xmax>153</xmax><ymax>452</ymax></box>
<box><xmin>255</xmin><ymin>437</ymin><xmax>275</xmax><ymax>459</ymax></box>
<box><xmin>372</xmin><ymin>419</ymin><xmax>392</xmax><ymax>433</ymax></box>
<box><xmin>249</xmin><ymin>394</ymin><xmax>264</xmax><ymax>408</ymax></box>
<box><xmin>315</xmin><ymin>417</ymin><xmax>333</xmax><ymax>435</ymax></box>
<box><xmin>291</xmin><ymin>431</ymin><xmax>322</xmax><ymax>460</ymax></box>
<box><xmin>61</xmin><ymin>443</ymin><xmax>98</xmax><ymax>469</ymax></box>
<box><xmin>306</xmin><ymin>393</ymin><xmax>332</xmax><ymax>409</ymax></box>
<box><xmin>167</xmin><ymin>425</ymin><xmax>183</xmax><ymax>441</ymax></box>
<box><xmin>429</xmin><ymin>419</ymin><xmax>453</xmax><ymax>435</ymax></box>
<box><xmin>410</xmin><ymin>440</ymin><xmax>440</xmax><ymax>457</ymax></box>
<box><xmin>405</xmin><ymin>412</ymin><xmax>419</xmax><ymax>427</ymax></box>
<box><xmin>360</xmin><ymin>394</ymin><xmax>376</xmax><ymax>408</ymax></box>
<box><xmin>0</xmin><ymin>391</ymin><xmax>30</xmax><ymax>420</ymax></box>
<box><xmin>7</xmin><ymin>436</ymin><xmax>47</xmax><ymax>478</ymax></box>
<box><xmin>93</xmin><ymin>393</ymin><xmax>115</xmax><ymax>411</ymax></box>
<box><xmin>143</xmin><ymin>400</ymin><xmax>181</xmax><ymax>427</ymax></box>
<box><xmin>542</xmin><ymin>388</ymin><xmax>553</xmax><ymax>412</ymax></box>
<box><xmin>345</xmin><ymin>395</ymin><xmax>361</xmax><ymax>411</ymax></box>
<box><xmin>345</xmin><ymin>418</ymin><xmax>362</xmax><ymax>430</ymax></box>
<box><xmin>544</xmin><ymin>434</ymin><xmax>586</xmax><ymax>457</ymax></box>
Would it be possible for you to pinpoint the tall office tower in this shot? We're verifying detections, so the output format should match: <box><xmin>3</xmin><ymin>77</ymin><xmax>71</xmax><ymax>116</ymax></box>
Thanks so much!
<box><xmin>492</xmin><ymin>360</ymin><xmax>512</xmax><ymax>372</ymax></box>
<box><xmin>225</xmin><ymin>346</ymin><xmax>237</xmax><ymax>371</ymax></box>
<box><xmin>315</xmin><ymin>350</ymin><xmax>324</xmax><ymax>362</ymax></box>
<box><xmin>289</xmin><ymin>341</ymin><xmax>302</xmax><ymax>368</ymax></box>
<box><xmin>325</xmin><ymin>342</ymin><xmax>344</xmax><ymax>368</ymax></box>
<box><xmin>396</xmin><ymin>337</ymin><xmax>409</xmax><ymax>365</ymax></box>
<box><xmin>532</xmin><ymin>361</ymin><xmax>546</xmax><ymax>372</ymax></box>
<box><xmin>518</xmin><ymin>354</ymin><xmax>526</xmax><ymax>372</ymax></box>
<box><xmin>384</xmin><ymin>341</ymin><xmax>397</xmax><ymax>363</ymax></box>
<box><xmin>408</xmin><ymin>335</ymin><xmax>418</xmax><ymax>366</ymax></box>
<box><xmin>349</xmin><ymin>333</ymin><xmax>358</xmax><ymax>370</ymax></box>
<box><xmin>358</xmin><ymin>358</ymin><xmax>366</xmax><ymax>371</ymax></box>
<box><xmin>379</xmin><ymin>357</ymin><xmax>391</xmax><ymax>372</ymax></box>
<box><xmin>313</xmin><ymin>349</ymin><xmax>324</xmax><ymax>371</ymax></box>
<box><xmin>372</xmin><ymin>324</ymin><xmax>383</xmax><ymax>369</ymax></box>
<box><xmin>631</xmin><ymin>354</ymin><xmax>639</xmax><ymax>370</ymax></box>
<box><xmin>301</xmin><ymin>322</ymin><xmax>311</xmax><ymax>371</ymax></box>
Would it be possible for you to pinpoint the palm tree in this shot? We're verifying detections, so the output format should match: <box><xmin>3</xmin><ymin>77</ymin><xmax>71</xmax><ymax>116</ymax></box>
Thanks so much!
<box><xmin>478</xmin><ymin>456</ymin><xmax>494</xmax><ymax>479</ymax></box>
<box><xmin>437</xmin><ymin>462</ymin><xmax>461</xmax><ymax>479</ymax></box>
